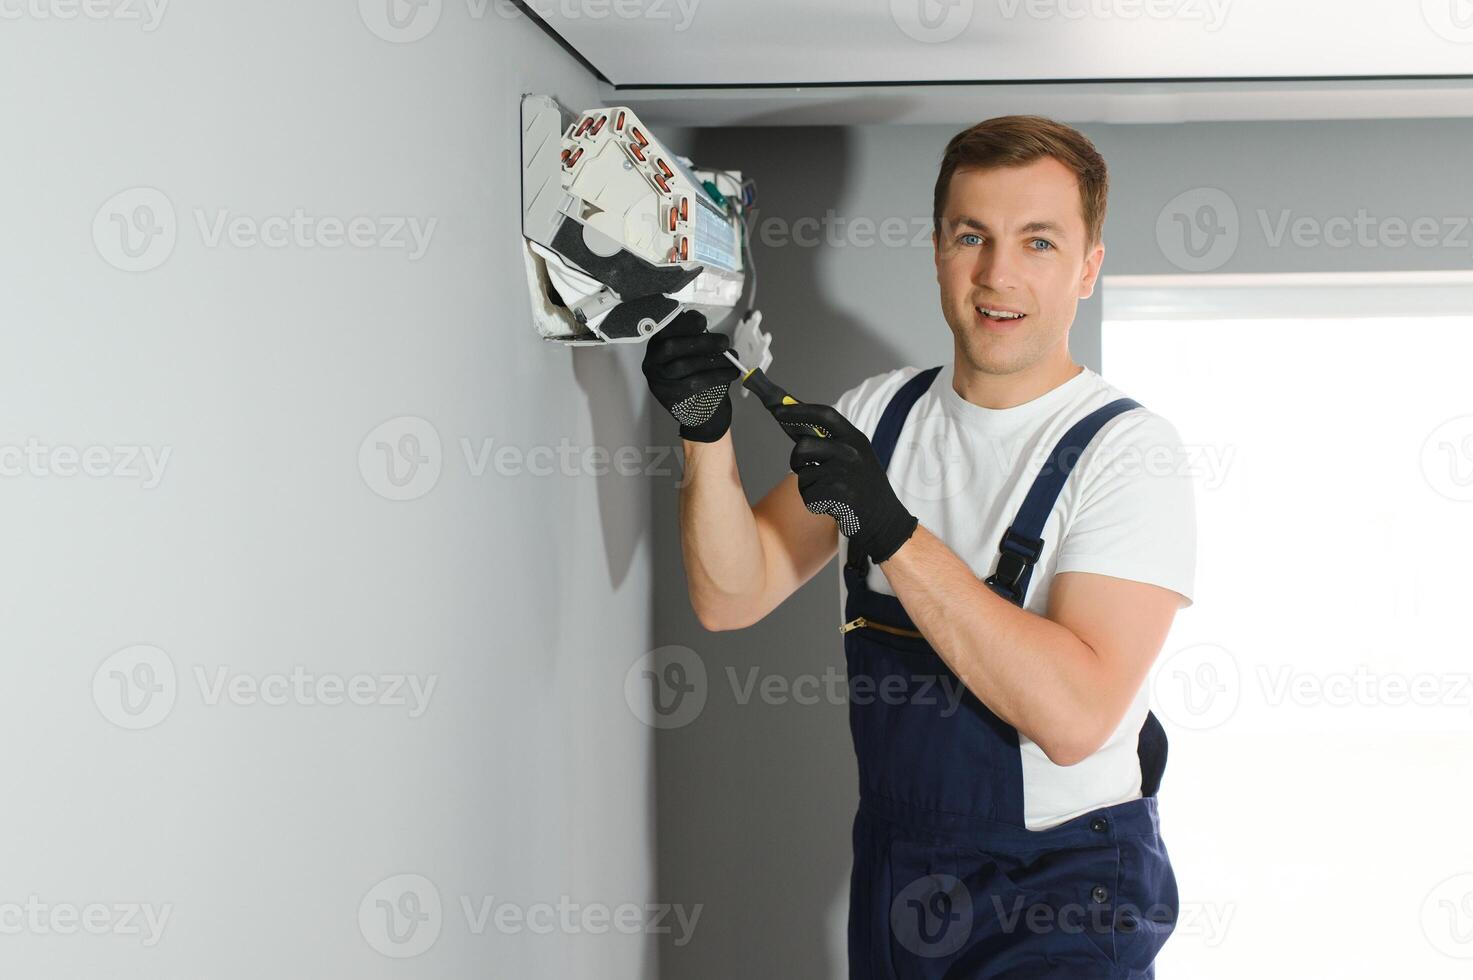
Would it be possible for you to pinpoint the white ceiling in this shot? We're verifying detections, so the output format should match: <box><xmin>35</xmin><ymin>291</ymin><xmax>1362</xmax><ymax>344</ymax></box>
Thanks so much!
<box><xmin>524</xmin><ymin>0</ymin><xmax>1473</xmax><ymax>125</ymax></box>
<box><xmin>533</xmin><ymin>0</ymin><xmax>1473</xmax><ymax>88</ymax></box>
<box><xmin>610</xmin><ymin>77</ymin><xmax>1473</xmax><ymax>127</ymax></box>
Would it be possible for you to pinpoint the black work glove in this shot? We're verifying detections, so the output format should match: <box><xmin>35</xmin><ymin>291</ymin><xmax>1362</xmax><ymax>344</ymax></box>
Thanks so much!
<box><xmin>641</xmin><ymin>309</ymin><xmax>741</xmax><ymax>443</ymax></box>
<box><xmin>773</xmin><ymin>402</ymin><xmax>919</xmax><ymax>564</ymax></box>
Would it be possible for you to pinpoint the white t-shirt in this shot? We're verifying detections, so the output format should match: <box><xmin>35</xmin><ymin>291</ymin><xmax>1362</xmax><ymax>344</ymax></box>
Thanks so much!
<box><xmin>834</xmin><ymin>360</ymin><xmax>1197</xmax><ymax>831</ymax></box>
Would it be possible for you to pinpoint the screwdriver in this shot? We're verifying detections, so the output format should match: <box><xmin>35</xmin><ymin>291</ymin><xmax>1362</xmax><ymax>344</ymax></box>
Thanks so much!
<box><xmin>722</xmin><ymin>350</ymin><xmax>830</xmax><ymax>440</ymax></box>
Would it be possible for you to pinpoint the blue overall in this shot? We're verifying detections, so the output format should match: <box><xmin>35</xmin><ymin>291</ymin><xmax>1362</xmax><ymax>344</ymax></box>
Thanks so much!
<box><xmin>844</xmin><ymin>366</ymin><xmax>1178</xmax><ymax>979</ymax></box>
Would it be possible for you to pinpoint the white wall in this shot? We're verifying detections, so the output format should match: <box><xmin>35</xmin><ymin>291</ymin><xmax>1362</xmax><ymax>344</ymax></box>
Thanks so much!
<box><xmin>0</xmin><ymin>6</ymin><xmax>658</xmax><ymax>978</ymax></box>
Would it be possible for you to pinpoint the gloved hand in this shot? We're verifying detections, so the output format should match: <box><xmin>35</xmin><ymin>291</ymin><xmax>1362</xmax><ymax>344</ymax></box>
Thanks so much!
<box><xmin>641</xmin><ymin>309</ymin><xmax>741</xmax><ymax>443</ymax></box>
<box><xmin>772</xmin><ymin>402</ymin><xmax>919</xmax><ymax>563</ymax></box>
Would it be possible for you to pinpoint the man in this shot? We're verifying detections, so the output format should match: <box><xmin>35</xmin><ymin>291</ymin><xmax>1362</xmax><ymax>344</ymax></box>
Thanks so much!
<box><xmin>642</xmin><ymin>115</ymin><xmax>1196</xmax><ymax>978</ymax></box>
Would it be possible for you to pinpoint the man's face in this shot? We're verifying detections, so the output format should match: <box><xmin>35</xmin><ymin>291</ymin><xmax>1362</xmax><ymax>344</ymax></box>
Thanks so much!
<box><xmin>932</xmin><ymin>157</ymin><xmax>1104</xmax><ymax>377</ymax></box>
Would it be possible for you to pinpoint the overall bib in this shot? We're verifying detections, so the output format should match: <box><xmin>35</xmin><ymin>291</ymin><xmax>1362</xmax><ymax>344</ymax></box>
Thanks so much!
<box><xmin>843</xmin><ymin>366</ymin><xmax>1178</xmax><ymax>979</ymax></box>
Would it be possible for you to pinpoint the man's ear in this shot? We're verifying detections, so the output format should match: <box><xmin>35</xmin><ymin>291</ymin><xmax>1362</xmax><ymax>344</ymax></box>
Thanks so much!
<box><xmin>932</xmin><ymin>229</ymin><xmax>940</xmax><ymax>275</ymax></box>
<box><xmin>1078</xmin><ymin>240</ymin><xmax>1105</xmax><ymax>300</ymax></box>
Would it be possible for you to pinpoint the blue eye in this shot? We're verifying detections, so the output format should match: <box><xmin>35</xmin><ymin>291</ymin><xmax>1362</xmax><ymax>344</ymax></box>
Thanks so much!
<box><xmin>1030</xmin><ymin>239</ymin><xmax>1055</xmax><ymax>251</ymax></box>
<box><xmin>958</xmin><ymin>233</ymin><xmax>982</xmax><ymax>246</ymax></box>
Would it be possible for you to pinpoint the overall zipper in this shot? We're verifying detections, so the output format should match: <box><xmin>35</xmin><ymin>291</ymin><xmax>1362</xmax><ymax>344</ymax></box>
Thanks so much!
<box><xmin>839</xmin><ymin>616</ymin><xmax>924</xmax><ymax>638</ymax></box>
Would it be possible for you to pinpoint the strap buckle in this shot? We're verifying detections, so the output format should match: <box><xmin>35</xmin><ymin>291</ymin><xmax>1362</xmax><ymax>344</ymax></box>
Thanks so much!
<box><xmin>983</xmin><ymin>527</ymin><xmax>1045</xmax><ymax>605</ymax></box>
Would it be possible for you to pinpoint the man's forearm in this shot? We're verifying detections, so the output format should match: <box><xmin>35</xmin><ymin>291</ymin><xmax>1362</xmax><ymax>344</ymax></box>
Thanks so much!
<box><xmin>880</xmin><ymin>525</ymin><xmax>1111</xmax><ymax>764</ymax></box>
<box><xmin>678</xmin><ymin>432</ymin><xmax>766</xmax><ymax>629</ymax></box>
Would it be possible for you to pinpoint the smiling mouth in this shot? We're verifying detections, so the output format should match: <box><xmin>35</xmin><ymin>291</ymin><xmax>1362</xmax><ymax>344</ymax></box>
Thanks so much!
<box><xmin>976</xmin><ymin>306</ymin><xmax>1027</xmax><ymax>324</ymax></box>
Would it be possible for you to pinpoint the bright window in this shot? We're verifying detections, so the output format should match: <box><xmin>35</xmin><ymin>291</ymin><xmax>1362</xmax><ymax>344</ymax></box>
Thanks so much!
<box><xmin>1103</xmin><ymin>272</ymin><xmax>1473</xmax><ymax>978</ymax></box>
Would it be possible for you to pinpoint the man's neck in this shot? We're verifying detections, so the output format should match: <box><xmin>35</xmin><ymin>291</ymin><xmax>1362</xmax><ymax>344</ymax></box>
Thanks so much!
<box><xmin>951</xmin><ymin>349</ymin><xmax>1084</xmax><ymax>410</ymax></box>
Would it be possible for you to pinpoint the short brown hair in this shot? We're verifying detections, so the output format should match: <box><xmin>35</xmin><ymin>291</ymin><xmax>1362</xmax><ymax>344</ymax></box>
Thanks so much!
<box><xmin>933</xmin><ymin>115</ymin><xmax>1108</xmax><ymax>250</ymax></box>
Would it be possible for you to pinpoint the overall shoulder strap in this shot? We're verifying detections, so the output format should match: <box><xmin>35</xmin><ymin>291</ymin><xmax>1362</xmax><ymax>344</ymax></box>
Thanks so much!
<box><xmin>983</xmin><ymin>396</ymin><xmax>1141</xmax><ymax>607</ymax></box>
<box><xmin>846</xmin><ymin>365</ymin><xmax>942</xmax><ymax>575</ymax></box>
<box><xmin>870</xmin><ymin>366</ymin><xmax>943</xmax><ymax>470</ymax></box>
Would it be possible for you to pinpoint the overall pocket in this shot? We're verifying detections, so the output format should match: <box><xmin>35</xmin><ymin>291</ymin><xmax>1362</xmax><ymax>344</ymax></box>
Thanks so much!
<box><xmin>981</xmin><ymin>839</ymin><xmax>1125</xmax><ymax>972</ymax></box>
<box><xmin>885</xmin><ymin>836</ymin><xmax>1123</xmax><ymax>979</ymax></box>
<box><xmin>981</xmin><ymin>832</ymin><xmax>1180</xmax><ymax>976</ymax></box>
<box><xmin>1109</xmin><ymin>832</ymin><xmax>1180</xmax><ymax>973</ymax></box>
<box><xmin>884</xmin><ymin>838</ymin><xmax>980</xmax><ymax>980</ymax></box>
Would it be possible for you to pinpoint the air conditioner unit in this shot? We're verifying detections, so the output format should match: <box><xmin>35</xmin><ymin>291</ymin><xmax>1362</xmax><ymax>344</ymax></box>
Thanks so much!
<box><xmin>519</xmin><ymin>94</ymin><xmax>771</xmax><ymax>375</ymax></box>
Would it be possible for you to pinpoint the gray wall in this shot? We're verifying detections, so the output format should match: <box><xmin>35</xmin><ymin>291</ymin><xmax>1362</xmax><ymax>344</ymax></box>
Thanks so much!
<box><xmin>1</xmin><ymin>9</ymin><xmax>660</xmax><ymax>979</ymax></box>
<box><xmin>654</xmin><ymin>118</ymin><xmax>1473</xmax><ymax>978</ymax></box>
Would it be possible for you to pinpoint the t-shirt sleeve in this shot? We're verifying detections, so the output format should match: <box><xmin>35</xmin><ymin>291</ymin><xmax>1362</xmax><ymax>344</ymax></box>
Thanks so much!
<box><xmin>1053</xmin><ymin>410</ymin><xmax>1198</xmax><ymax>609</ymax></box>
<box><xmin>834</xmin><ymin>381</ymin><xmax>865</xmax><ymax>430</ymax></box>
